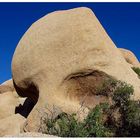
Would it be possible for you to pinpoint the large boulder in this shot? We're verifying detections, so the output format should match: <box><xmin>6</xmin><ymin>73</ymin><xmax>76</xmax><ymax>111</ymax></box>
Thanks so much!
<box><xmin>0</xmin><ymin>79</ymin><xmax>20</xmax><ymax>119</ymax></box>
<box><xmin>0</xmin><ymin>79</ymin><xmax>27</xmax><ymax>120</ymax></box>
<box><xmin>0</xmin><ymin>79</ymin><xmax>33</xmax><ymax>136</ymax></box>
<box><xmin>0</xmin><ymin>114</ymin><xmax>26</xmax><ymax>137</ymax></box>
<box><xmin>119</xmin><ymin>48</ymin><xmax>140</xmax><ymax>68</ymax></box>
<box><xmin>12</xmin><ymin>7</ymin><xmax>140</xmax><ymax>132</ymax></box>
<box><xmin>0</xmin><ymin>79</ymin><xmax>14</xmax><ymax>93</ymax></box>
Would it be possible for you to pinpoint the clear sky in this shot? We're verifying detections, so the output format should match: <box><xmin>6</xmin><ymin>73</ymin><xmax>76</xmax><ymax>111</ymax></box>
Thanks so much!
<box><xmin>0</xmin><ymin>2</ymin><xmax>140</xmax><ymax>84</ymax></box>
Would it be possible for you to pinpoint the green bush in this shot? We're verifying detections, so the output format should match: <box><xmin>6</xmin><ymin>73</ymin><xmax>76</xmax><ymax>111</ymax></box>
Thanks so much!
<box><xmin>42</xmin><ymin>103</ymin><xmax>113</xmax><ymax>137</ymax></box>
<box><xmin>115</xmin><ymin>100</ymin><xmax>140</xmax><ymax>137</ymax></box>
<box><xmin>41</xmin><ymin>80</ymin><xmax>140</xmax><ymax>137</ymax></box>
<box><xmin>132</xmin><ymin>67</ymin><xmax>140</xmax><ymax>77</ymax></box>
<box><xmin>111</xmin><ymin>81</ymin><xmax>140</xmax><ymax>137</ymax></box>
<box><xmin>96</xmin><ymin>78</ymin><xmax>117</xmax><ymax>97</ymax></box>
<box><xmin>112</xmin><ymin>81</ymin><xmax>134</xmax><ymax>107</ymax></box>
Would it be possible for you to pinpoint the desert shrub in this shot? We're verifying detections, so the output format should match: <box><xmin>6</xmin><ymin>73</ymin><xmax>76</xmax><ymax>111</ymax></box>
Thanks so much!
<box><xmin>96</xmin><ymin>78</ymin><xmax>117</xmax><ymax>97</ymax></box>
<box><xmin>40</xmin><ymin>80</ymin><xmax>140</xmax><ymax>137</ymax></box>
<box><xmin>114</xmin><ymin>99</ymin><xmax>140</xmax><ymax>137</ymax></box>
<box><xmin>41</xmin><ymin>103</ymin><xmax>113</xmax><ymax>137</ymax></box>
<box><xmin>132</xmin><ymin>67</ymin><xmax>140</xmax><ymax>77</ymax></box>
<box><xmin>112</xmin><ymin>82</ymin><xmax>134</xmax><ymax>107</ymax></box>
<box><xmin>83</xmin><ymin>103</ymin><xmax>113</xmax><ymax>137</ymax></box>
<box><xmin>111</xmin><ymin>81</ymin><xmax>140</xmax><ymax>136</ymax></box>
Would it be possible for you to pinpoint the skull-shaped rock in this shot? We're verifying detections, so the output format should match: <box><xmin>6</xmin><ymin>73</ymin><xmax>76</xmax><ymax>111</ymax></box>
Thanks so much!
<box><xmin>12</xmin><ymin>7</ymin><xmax>140</xmax><ymax>132</ymax></box>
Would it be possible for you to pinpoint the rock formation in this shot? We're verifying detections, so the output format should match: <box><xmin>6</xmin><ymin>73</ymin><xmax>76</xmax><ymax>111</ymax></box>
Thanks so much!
<box><xmin>0</xmin><ymin>114</ymin><xmax>26</xmax><ymax>137</ymax></box>
<box><xmin>119</xmin><ymin>48</ymin><xmax>140</xmax><ymax>68</ymax></box>
<box><xmin>0</xmin><ymin>79</ymin><xmax>20</xmax><ymax>119</ymax></box>
<box><xmin>0</xmin><ymin>79</ymin><xmax>27</xmax><ymax>136</ymax></box>
<box><xmin>11</xmin><ymin>7</ymin><xmax>140</xmax><ymax>132</ymax></box>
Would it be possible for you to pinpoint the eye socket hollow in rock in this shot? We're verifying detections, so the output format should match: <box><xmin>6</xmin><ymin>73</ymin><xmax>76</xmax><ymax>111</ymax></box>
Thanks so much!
<box><xmin>13</xmin><ymin>80</ymin><xmax>39</xmax><ymax>118</ymax></box>
<box><xmin>63</xmin><ymin>70</ymin><xmax>116</xmax><ymax>108</ymax></box>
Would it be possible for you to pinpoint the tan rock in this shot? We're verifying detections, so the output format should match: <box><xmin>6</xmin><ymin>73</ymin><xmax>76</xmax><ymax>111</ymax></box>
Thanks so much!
<box><xmin>0</xmin><ymin>91</ymin><xmax>19</xmax><ymax>119</ymax></box>
<box><xmin>0</xmin><ymin>114</ymin><xmax>26</xmax><ymax>137</ymax></box>
<box><xmin>119</xmin><ymin>48</ymin><xmax>140</xmax><ymax>68</ymax></box>
<box><xmin>12</xmin><ymin>7</ymin><xmax>140</xmax><ymax>132</ymax></box>
<box><xmin>0</xmin><ymin>79</ymin><xmax>20</xmax><ymax>119</ymax></box>
<box><xmin>0</xmin><ymin>79</ymin><xmax>26</xmax><ymax>119</ymax></box>
<box><xmin>0</xmin><ymin>79</ymin><xmax>14</xmax><ymax>93</ymax></box>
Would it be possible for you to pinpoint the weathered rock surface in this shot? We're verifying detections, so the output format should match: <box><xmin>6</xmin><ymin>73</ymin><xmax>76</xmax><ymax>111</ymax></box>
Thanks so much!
<box><xmin>12</xmin><ymin>7</ymin><xmax>140</xmax><ymax>132</ymax></box>
<box><xmin>0</xmin><ymin>79</ymin><xmax>14</xmax><ymax>93</ymax></box>
<box><xmin>0</xmin><ymin>79</ymin><xmax>28</xmax><ymax>136</ymax></box>
<box><xmin>0</xmin><ymin>79</ymin><xmax>20</xmax><ymax>119</ymax></box>
<box><xmin>119</xmin><ymin>48</ymin><xmax>140</xmax><ymax>68</ymax></box>
<box><xmin>0</xmin><ymin>114</ymin><xmax>26</xmax><ymax>137</ymax></box>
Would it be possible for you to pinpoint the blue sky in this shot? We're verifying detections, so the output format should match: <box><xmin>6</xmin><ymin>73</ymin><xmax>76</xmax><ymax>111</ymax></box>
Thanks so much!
<box><xmin>0</xmin><ymin>2</ymin><xmax>140</xmax><ymax>84</ymax></box>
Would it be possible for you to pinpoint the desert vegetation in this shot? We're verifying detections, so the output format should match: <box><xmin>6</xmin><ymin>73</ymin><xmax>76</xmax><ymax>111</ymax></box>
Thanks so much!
<box><xmin>39</xmin><ymin>79</ymin><xmax>140</xmax><ymax>137</ymax></box>
<box><xmin>132</xmin><ymin>67</ymin><xmax>140</xmax><ymax>78</ymax></box>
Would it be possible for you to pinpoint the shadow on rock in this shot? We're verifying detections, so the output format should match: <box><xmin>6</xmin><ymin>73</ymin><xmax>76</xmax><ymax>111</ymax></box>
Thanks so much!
<box><xmin>15</xmin><ymin>98</ymin><xmax>36</xmax><ymax>118</ymax></box>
